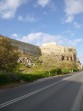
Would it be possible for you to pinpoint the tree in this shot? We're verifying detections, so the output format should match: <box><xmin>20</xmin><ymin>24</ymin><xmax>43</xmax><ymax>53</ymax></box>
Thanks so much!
<box><xmin>0</xmin><ymin>36</ymin><xmax>19</xmax><ymax>72</ymax></box>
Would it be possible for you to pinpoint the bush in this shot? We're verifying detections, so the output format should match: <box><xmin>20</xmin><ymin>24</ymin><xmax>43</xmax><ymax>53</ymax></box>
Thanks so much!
<box><xmin>49</xmin><ymin>69</ymin><xmax>58</xmax><ymax>76</ymax></box>
<box><xmin>0</xmin><ymin>36</ymin><xmax>19</xmax><ymax>72</ymax></box>
<box><xmin>56</xmin><ymin>68</ymin><xmax>62</xmax><ymax>75</ymax></box>
<box><xmin>18</xmin><ymin>74</ymin><xmax>39</xmax><ymax>82</ymax></box>
<box><xmin>0</xmin><ymin>73</ymin><xmax>20</xmax><ymax>85</ymax></box>
<box><xmin>62</xmin><ymin>69</ymin><xmax>70</xmax><ymax>74</ymax></box>
<box><xmin>72</xmin><ymin>68</ymin><xmax>79</xmax><ymax>72</ymax></box>
<box><xmin>0</xmin><ymin>67</ymin><xmax>80</xmax><ymax>85</ymax></box>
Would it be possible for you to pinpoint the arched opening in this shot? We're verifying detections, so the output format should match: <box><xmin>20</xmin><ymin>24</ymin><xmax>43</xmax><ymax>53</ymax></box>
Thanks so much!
<box><xmin>67</xmin><ymin>57</ymin><xmax>69</xmax><ymax>61</ymax></box>
<box><xmin>71</xmin><ymin>57</ymin><xmax>72</xmax><ymax>61</ymax></box>
<box><xmin>62</xmin><ymin>55</ymin><xmax>64</xmax><ymax>61</ymax></box>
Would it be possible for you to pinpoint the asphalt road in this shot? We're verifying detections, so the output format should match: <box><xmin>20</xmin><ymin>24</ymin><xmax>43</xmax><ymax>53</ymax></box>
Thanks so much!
<box><xmin>0</xmin><ymin>71</ymin><xmax>83</xmax><ymax>111</ymax></box>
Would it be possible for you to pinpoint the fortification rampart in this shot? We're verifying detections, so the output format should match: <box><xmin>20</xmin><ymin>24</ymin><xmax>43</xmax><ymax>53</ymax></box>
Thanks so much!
<box><xmin>10</xmin><ymin>39</ymin><xmax>41</xmax><ymax>57</ymax></box>
<box><xmin>0</xmin><ymin>35</ymin><xmax>41</xmax><ymax>57</ymax></box>
<box><xmin>40</xmin><ymin>43</ymin><xmax>77</xmax><ymax>62</ymax></box>
<box><xmin>0</xmin><ymin>35</ymin><xmax>78</xmax><ymax>63</ymax></box>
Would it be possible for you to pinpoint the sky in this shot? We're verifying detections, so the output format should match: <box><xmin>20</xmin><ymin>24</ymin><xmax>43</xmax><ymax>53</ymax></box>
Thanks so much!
<box><xmin>0</xmin><ymin>0</ymin><xmax>83</xmax><ymax>63</ymax></box>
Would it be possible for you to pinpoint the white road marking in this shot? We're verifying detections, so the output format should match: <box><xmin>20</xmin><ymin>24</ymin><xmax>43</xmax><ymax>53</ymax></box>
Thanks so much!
<box><xmin>0</xmin><ymin>72</ymin><xmax>81</xmax><ymax>109</ymax></box>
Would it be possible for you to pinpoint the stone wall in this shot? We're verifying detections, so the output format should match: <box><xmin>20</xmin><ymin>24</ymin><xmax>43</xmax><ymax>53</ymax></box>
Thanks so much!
<box><xmin>0</xmin><ymin>35</ymin><xmax>79</xmax><ymax>64</ymax></box>
<box><xmin>10</xmin><ymin>38</ymin><xmax>41</xmax><ymax>57</ymax></box>
<box><xmin>0</xmin><ymin>35</ymin><xmax>42</xmax><ymax>67</ymax></box>
<box><xmin>0</xmin><ymin>35</ymin><xmax>41</xmax><ymax>57</ymax></box>
<box><xmin>40</xmin><ymin>43</ymin><xmax>77</xmax><ymax>62</ymax></box>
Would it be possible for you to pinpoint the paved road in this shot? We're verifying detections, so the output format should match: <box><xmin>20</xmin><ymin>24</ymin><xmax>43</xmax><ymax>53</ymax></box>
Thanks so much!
<box><xmin>0</xmin><ymin>71</ymin><xmax>83</xmax><ymax>111</ymax></box>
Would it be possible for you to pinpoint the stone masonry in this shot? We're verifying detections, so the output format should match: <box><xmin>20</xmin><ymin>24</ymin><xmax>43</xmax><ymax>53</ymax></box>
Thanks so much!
<box><xmin>40</xmin><ymin>43</ymin><xmax>77</xmax><ymax>62</ymax></box>
<box><xmin>10</xmin><ymin>38</ymin><xmax>41</xmax><ymax>57</ymax></box>
<box><xmin>0</xmin><ymin>35</ymin><xmax>80</xmax><ymax>66</ymax></box>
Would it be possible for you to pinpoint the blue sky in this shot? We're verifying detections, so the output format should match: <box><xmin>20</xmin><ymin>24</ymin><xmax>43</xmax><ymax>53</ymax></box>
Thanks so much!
<box><xmin>0</xmin><ymin>0</ymin><xmax>83</xmax><ymax>63</ymax></box>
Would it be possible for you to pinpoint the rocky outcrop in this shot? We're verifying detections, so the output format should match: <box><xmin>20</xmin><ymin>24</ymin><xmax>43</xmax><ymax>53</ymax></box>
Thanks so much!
<box><xmin>18</xmin><ymin>57</ymin><xmax>33</xmax><ymax>67</ymax></box>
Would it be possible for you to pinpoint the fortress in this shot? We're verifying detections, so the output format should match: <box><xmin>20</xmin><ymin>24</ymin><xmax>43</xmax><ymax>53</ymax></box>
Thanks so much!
<box><xmin>40</xmin><ymin>43</ymin><xmax>77</xmax><ymax>62</ymax></box>
<box><xmin>0</xmin><ymin>35</ymin><xmax>81</xmax><ymax>67</ymax></box>
<box><xmin>10</xmin><ymin>38</ymin><xmax>77</xmax><ymax>62</ymax></box>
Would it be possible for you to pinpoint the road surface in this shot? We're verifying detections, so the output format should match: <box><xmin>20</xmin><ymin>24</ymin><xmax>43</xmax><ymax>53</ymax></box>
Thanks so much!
<box><xmin>0</xmin><ymin>71</ymin><xmax>83</xmax><ymax>111</ymax></box>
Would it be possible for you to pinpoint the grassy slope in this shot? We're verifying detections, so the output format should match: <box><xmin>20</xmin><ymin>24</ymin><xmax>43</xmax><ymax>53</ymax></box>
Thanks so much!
<box><xmin>0</xmin><ymin>54</ymin><xmax>80</xmax><ymax>86</ymax></box>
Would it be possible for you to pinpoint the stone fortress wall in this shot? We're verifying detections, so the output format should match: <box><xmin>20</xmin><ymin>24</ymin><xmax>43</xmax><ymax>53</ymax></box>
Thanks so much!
<box><xmin>0</xmin><ymin>35</ymin><xmax>79</xmax><ymax>63</ymax></box>
<box><xmin>40</xmin><ymin>43</ymin><xmax>77</xmax><ymax>62</ymax></box>
<box><xmin>10</xmin><ymin>38</ymin><xmax>41</xmax><ymax>57</ymax></box>
<box><xmin>11</xmin><ymin>39</ymin><xmax>77</xmax><ymax>62</ymax></box>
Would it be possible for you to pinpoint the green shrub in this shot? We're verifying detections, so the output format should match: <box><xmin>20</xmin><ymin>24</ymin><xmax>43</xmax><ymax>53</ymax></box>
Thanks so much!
<box><xmin>72</xmin><ymin>68</ymin><xmax>79</xmax><ymax>72</ymax></box>
<box><xmin>0</xmin><ymin>37</ymin><xmax>19</xmax><ymax>72</ymax></box>
<box><xmin>56</xmin><ymin>68</ymin><xmax>62</xmax><ymax>75</ymax></box>
<box><xmin>62</xmin><ymin>69</ymin><xmax>70</xmax><ymax>74</ymax></box>
<box><xmin>50</xmin><ymin>69</ymin><xmax>58</xmax><ymax>76</ymax></box>
<box><xmin>18</xmin><ymin>74</ymin><xmax>40</xmax><ymax>82</ymax></box>
<box><xmin>0</xmin><ymin>73</ymin><xmax>20</xmax><ymax>84</ymax></box>
<box><xmin>0</xmin><ymin>67</ymin><xmax>80</xmax><ymax>85</ymax></box>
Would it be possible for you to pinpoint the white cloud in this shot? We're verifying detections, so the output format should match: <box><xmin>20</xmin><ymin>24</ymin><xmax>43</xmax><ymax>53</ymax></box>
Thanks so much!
<box><xmin>12</xmin><ymin>33</ymin><xmax>18</xmax><ymax>38</ymax></box>
<box><xmin>74</xmin><ymin>22</ymin><xmax>81</xmax><ymax>29</ymax></box>
<box><xmin>62</xmin><ymin>30</ymin><xmax>76</xmax><ymax>37</ymax></box>
<box><xmin>37</xmin><ymin>0</ymin><xmax>50</xmax><ymax>7</ymax></box>
<box><xmin>37</xmin><ymin>0</ymin><xmax>56</xmax><ymax>11</ymax></box>
<box><xmin>0</xmin><ymin>0</ymin><xmax>28</xmax><ymax>19</ymax></box>
<box><xmin>18</xmin><ymin>32</ymin><xmax>82</xmax><ymax>46</ymax></box>
<box><xmin>70</xmin><ymin>39</ymin><xmax>82</xmax><ymax>46</ymax></box>
<box><xmin>65</xmin><ymin>16</ymin><xmax>74</xmax><ymax>23</ymax></box>
<box><xmin>64</xmin><ymin>0</ymin><xmax>83</xmax><ymax>23</ymax></box>
<box><xmin>18</xmin><ymin>14</ymin><xmax>38</xmax><ymax>22</ymax></box>
<box><xmin>20</xmin><ymin>32</ymin><xmax>56</xmax><ymax>45</ymax></box>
